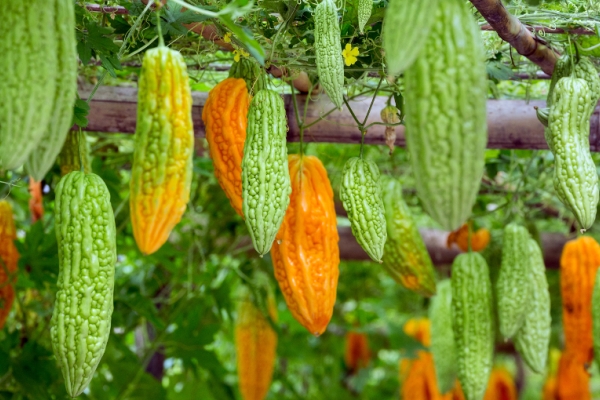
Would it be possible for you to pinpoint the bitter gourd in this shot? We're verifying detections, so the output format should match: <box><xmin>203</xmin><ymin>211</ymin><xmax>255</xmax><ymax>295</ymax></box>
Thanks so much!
<box><xmin>573</xmin><ymin>56</ymin><xmax>600</xmax><ymax>107</ymax></box>
<box><xmin>496</xmin><ymin>223</ymin><xmax>532</xmax><ymax>339</ymax></box>
<box><xmin>548</xmin><ymin>77</ymin><xmax>598</xmax><ymax>230</ymax></box>
<box><xmin>429</xmin><ymin>280</ymin><xmax>456</xmax><ymax>394</ymax></box>
<box><xmin>241</xmin><ymin>89</ymin><xmax>291</xmax><ymax>256</ymax></box>
<box><xmin>314</xmin><ymin>0</ymin><xmax>345</xmax><ymax>109</ymax></box>
<box><xmin>271</xmin><ymin>155</ymin><xmax>339</xmax><ymax>336</ymax></box>
<box><xmin>58</xmin><ymin>130</ymin><xmax>92</xmax><ymax>177</ymax></box>
<box><xmin>592</xmin><ymin>268</ymin><xmax>600</xmax><ymax>370</ymax></box>
<box><xmin>403</xmin><ymin>0</ymin><xmax>487</xmax><ymax>231</ymax></box>
<box><xmin>381</xmin><ymin>177</ymin><xmax>436</xmax><ymax>296</ymax></box>
<box><xmin>51</xmin><ymin>171</ymin><xmax>116</xmax><ymax>397</ymax></box>
<box><xmin>0</xmin><ymin>201</ymin><xmax>18</xmax><ymax>331</ymax></box>
<box><xmin>344</xmin><ymin>331</ymin><xmax>370</xmax><ymax>374</ymax></box>
<box><xmin>514</xmin><ymin>238</ymin><xmax>551</xmax><ymax>374</ymax></box>
<box><xmin>130</xmin><ymin>45</ymin><xmax>195</xmax><ymax>255</ymax></box>
<box><xmin>228</xmin><ymin>58</ymin><xmax>267</xmax><ymax>95</ymax></box>
<box><xmin>0</xmin><ymin>0</ymin><xmax>58</xmax><ymax>169</ymax></box>
<box><xmin>25</xmin><ymin>0</ymin><xmax>77</xmax><ymax>180</ymax></box>
<box><xmin>483</xmin><ymin>368</ymin><xmax>517</xmax><ymax>400</ymax></box>
<box><xmin>451</xmin><ymin>252</ymin><xmax>494</xmax><ymax>400</ymax></box>
<box><xmin>340</xmin><ymin>157</ymin><xmax>387</xmax><ymax>262</ymax></box>
<box><xmin>357</xmin><ymin>0</ymin><xmax>372</xmax><ymax>34</ymax></box>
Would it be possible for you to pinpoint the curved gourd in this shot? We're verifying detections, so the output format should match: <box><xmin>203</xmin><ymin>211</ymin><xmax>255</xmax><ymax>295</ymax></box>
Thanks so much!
<box><xmin>130</xmin><ymin>46</ymin><xmax>194</xmax><ymax>255</ymax></box>
<box><xmin>58</xmin><ymin>130</ymin><xmax>92</xmax><ymax>176</ymax></box>
<box><xmin>271</xmin><ymin>155</ymin><xmax>339</xmax><ymax>335</ymax></box>
<box><xmin>51</xmin><ymin>171</ymin><xmax>116</xmax><ymax>397</ymax></box>
<box><xmin>0</xmin><ymin>201</ymin><xmax>18</xmax><ymax>331</ymax></box>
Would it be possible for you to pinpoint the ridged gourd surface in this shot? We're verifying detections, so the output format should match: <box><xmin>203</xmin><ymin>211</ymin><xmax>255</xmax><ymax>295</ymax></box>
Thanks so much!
<box><xmin>235</xmin><ymin>295</ymin><xmax>277</xmax><ymax>400</ymax></box>
<box><xmin>560</xmin><ymin>236</ymin><xmax>600</xmax><ymax>364</ymax></box>
<box><xmin>313</xmin><ymin>0</ymin><xmax>344</xmax><ymax>109</ymax></box>
<box><xmin>429</xmin><ymin>280</ymin><xmax>457</xmax><ymax>394</ymax></box>
<box><xmin>340</xmin><ymin>157</ymin><xmax>387</xmax><ymax>262</ymax></box>
<box><xmin>202</xmin><ymin>77</ymin><xmax>250</xmax><ymax>217</ymax></box>
<box><xmin>513</xmin><ymin>239</ymin><xmax>551</xmax><ymax>374</ymax></box>
<box><xmin>451</xmin><ymin>252</ymin><xmax>494</xmax><ymax>400</ymax></box>
<box><xmin>58</xmin><ymin>131</ymin><xmax>92</xmax><ymax>176</ymax></box>
<box><xmin>271</xmin><ymin>155</ymin><xmax>339</xmax><ymax>336</ymax></box>
<box><xmin>0</xmin><ymin>201</ymin><xmax>18</xmax><ymax>330</ymax></box>
<box><xmin>548</xmin><ymin>77</ymin><xmax>599</xmax><ymax>230</ymax></box>
<box><xmin>357</xmin><ymin>0</ymin><xmax>372</xmax><ymax>34</ymax></box>
<box><xmin>51</xmin><ymin>171</ymin><xmax>116</xmax><ymax>398</ymax></box>
<box><xmin>496</xmin><ymin>223</ymin><xmax>532</xmax><ymax>339</ymax></box>
<box><xmin>0</xmin><ymin>0</ymin><xmax>57</xmax><ymax>169</ymax></box>
<box><xmin>403</xmin><ymin>0</ymin><xmax>487</xmax><ymax>232</ymax></box>
<box><xmin>556</xmin><ymin>351</ymin><xmax>591</xmax><ymax>400</ymax></box>
<box><xmin>381</xmin><ymin>177</ymin><xmax>436</xmax><ymax>296</ymax></box>
<box><xmin>241</xmin><ymin>90</ymin><xmax>291</xmax><ymax>256</ymax></box>
<box><xmin>130</xmin><ymin>46</ymin><xmax>194</xmax><ymax>255</ymax></box>
<box><xmin>382</xmin><ymin>0</ymin><xmax>440</xmax><ymax>76</ymax></box>
<box><xmin>25</xmin><ymin>0</ymin><xmax>78</xmax><ymax>181</ymax></box>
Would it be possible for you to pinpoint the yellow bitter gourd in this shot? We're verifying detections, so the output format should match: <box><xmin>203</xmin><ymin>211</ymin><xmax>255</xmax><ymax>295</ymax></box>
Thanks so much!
<box><xmin>51</xmin><ymin>171</ymin><xmax>116</xmax><ymax>397</ymax></box>
<box><xmin>130</xmin><ymin>45</ymin><xmax>194</xmax><ymax>255</ymax></box>
<box><xmin>340</xmin><ymin>157</ymin><xmax>387</xmax><ymax>262</ymax></box>
<box><xmin>241</xmin><ymin>89</ymin><xmax>291</xmax><ymax>256</ymax></box>
<box><xmin>548</xmin><ymin>77</ymin><xmax>598</xmax><ymax>230</ymax></box>
<box><xmin>381</xmin><ymin>176</ymin><xmax>436</xmax><ymax>296</ymax></box>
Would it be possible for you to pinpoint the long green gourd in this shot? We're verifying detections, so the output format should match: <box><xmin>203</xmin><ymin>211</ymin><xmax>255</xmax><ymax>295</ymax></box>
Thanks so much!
<box><xmin>574</xmin><ymin>56</ymin><xmax>600</xmax><ymax>105</ymax></box>
<box><xmin>314</xmin><ymin>0</ymin><xmax>345</xmax><ymax>109</ymax></box>
<box><xmin>514</xmin><ymin>238</ymin><xmax>551</xmax><ymax>374</ymax></box>
<box><xmin>25</xmin><ymin>0</ymin><xmax>78</xmax><ymax>181</ymax></box>
<box><xmin>429</xmin><ymin>279</ymin><xmax>456</xmax><ymax>394</ymax></box>
<box><xmin>592</xmin><ymin>268</ymin><xmax>600</xmax><ymax>370</ymax></box>
<box><xmin>58</xmin><ymin>131</ymin><xmax>92</xmax><ymax>176</ymax></box>
<box><xmin>403</xmin><ymin>0</ymin><xmax>487</xmax><ymax>232</ymax></box>
<box><xmin>496</xmin><ymin>223</ymin><xmax>532</xmax><ymax>339</ymax></box>
<box><xmin>51</xmin><ymin>171</ymin><xmax>116</xmax><ymax>397</ymax></box>
<box><xmin>451</xmin><ymin>252</ymin><xmax>494</xmax><ymax>400</ymax></box>
<box><xmin>548</xmin><ymin>77</ymin><xmax>598</xmax><ymax>230</ymax></box>
<box><xmin>357</xmin><ymin>0</ymin><xmax>372</xmax><ymax>34</ymax></box>
<box><xmin>382</xmin><ymin>0</ymin><xmax>439</xmax><ymax>76</ymax></box>
<box><xmin>241</xmin><ymin>89</ymin><xmax>291</xmax><ymax>256</ymax></box>
<box><xmin>0</xmin><ymin>0</ymin><xmax>57</xmax><ymax>169</ymax></box>
<box><xmin>340</xmin><ymin>157</ymin><xmax>387</xmax><ymax>262</ymax></box>
<box><xmin>381</xmin><ymin>177</ymin><xmax>436</xmax><ymax>296</ymax></box>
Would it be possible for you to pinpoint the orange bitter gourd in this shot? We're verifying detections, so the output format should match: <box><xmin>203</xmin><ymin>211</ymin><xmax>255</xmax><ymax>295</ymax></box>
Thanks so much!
<box><xmin>541</xmin><ymin>348</ymin><xmax>561</xmax><ymax>400</ymax></box>
<box><xmin>482</xmin><ymin>367</ymin><xmax>517</xmax><ymax>400</ymax></box>
<box><xmin>0</xmin><ymin>201</ymin><xmax>18</xmax><ymax>330</ymax></box>
<box><xmin>271</xmin><ymin>155</ymin><xmax>339</xmax><ymax>335</ymax></box>
<box><xmin>446</xmin><ymin>223</ymin><xmax>490</xmax><ymax>252</ymax></box>
<box><xmin>202</xmin><ymin>77</ymin><xmax>250</xmax><ymax>217</ymax></box>
<box><xmin>592</xmin><ymin>268</ymin><xmax>600</xmax><ymax>369</ymax></box>
<box><xmin>556</xmin><ymin>351</ymin><xmax>590</xmax><ymax>400</ymax></box>
<box><xmin>58</xmin><ymin>130</ymin><xmax>91</xmax><ymax>176</ymax></box>
<box><xmin>28</xmin><ymin>178</ymin><xmax>44</xmax><ymax>223</ymax></box>
<box><xmin>382</xmin><ymin>177</ymin><xmax>436</xmax><ymax>296</ymax></box>
<box><xmin>235</xmin><ymin>286</ymin><xmax>277</xmax><ymax>400</ymax></box>
<box><xmin>130</xmin><ymin>45</ymin><xmax>194</xmax><ymax>255</ymax></box>
<box><xmin>403</xmin><ymin>317</ymin><xmax>431</xmax><ymax>347</ymax></box>
<box><xmin>344</xmin><ymin>331</ymin><xmax>370</xmax><ymax>374</ymax></box>
<box><xmin>560</xmin><ymin>236</ymin><xmax>600</xmax><ymax>364</ymax></box>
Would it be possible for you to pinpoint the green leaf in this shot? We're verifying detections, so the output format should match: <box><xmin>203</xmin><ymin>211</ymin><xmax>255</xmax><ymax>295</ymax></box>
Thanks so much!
<box><xmin>486</xmin><ymin>60</ymin><xmax>514</xmax><ymax>81</ymax></box>
<box><xmin>72</xmin><ymin>98</ymin><xmax>90</xmax><ymax>128</ymax></box>
<box><xmin>159</xmin><ymin>0</ymin><xmax>211</xmax><ymax>36</ymax></box>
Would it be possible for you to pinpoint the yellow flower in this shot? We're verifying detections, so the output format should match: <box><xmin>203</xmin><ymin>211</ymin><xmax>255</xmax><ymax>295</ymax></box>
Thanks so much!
<box><xmin>223</xmin><ymin>32</ymin><xmax>232</xmax><ymax>43</ymax></box>
<box><xmin>233</xmin><ymin>48</ymin><xmax>250</xmax><ymax>62</ymax></box>
<box><xmin>342</xmin><ymin>43</ymin><xmax>359</xmax><ymax>66</ymax></box>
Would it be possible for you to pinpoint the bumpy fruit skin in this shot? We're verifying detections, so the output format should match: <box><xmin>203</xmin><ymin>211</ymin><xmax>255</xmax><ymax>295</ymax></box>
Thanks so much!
<box><xmin>242</xmin><ymin>90</ymin><xmax>291</xmax><ymax>256</ymax></box>
<box><xmin>446</xmin><ymin>224</ymin><xmax>491</xmax><ymax>253</ymax></box>
<box><xmin>556</xmin><ymin>351</ymin><xmax>591</xmax><ymax>400</ymax></box>
<box><xmin>58</xmin><ymin>130</ymin><xmax>92</xmax><ymax>177</ymax></box>
<box><xmin>548</xmin><ymin>77</ymin><xmax>598</xmax><ymax>230</ymax></box>
<box><xmin>340</xmin><ymin>157</ymin><xmax>387</xmax><ymax>262</ymax></box>
<box><xmin>482</xmin><ymin>368</ymin><xmax>517</xmax><ymax>400</ymax></box>
<box><xmin>382</xmin><ymin>0</ymin><xmax>440</xmax><ymax>76</ymax></box>
<box><xmin>25</xmin><ymin>0</ymin><xmax>77</xmax><ymax>181</ymax></box>
<box><xmin>403</xmin><ymin>0</ymin><xmax>487</xmax><ymax>232</ymax></box>
<box><xmin>344</xmin><ymin>331</ymin><xmax>370</xmax><ymax>374</ymax></box>
<box><xmin>271</xmin><ymin>155</ymin><xmax>339</xmax><ymax>335</ymax></box>
<box><xmin>560</xmin><ymin>236</ymin><xmax>600</xmax><ymax>364</ymax></box>
<box><xmin>381</xmin><ymin>177</ymin><xmax>436</xmax><ymax>296</ymax></box>
<box><xmin>496</xmin><ymin>223</ymin><xmax>532</xmax><ymax>339</ymax></box>
<box><xmin>130</xmin><ymin>46</ymin><xmax>194</xmax><ymax>255</ymax></box>
<box><xmin>51</xmin><ymin>171</ymin><xmax>116</xmax><ymax>397</ymax></box>
<box><xmin>592</xmin><ymin>268</ymin><xmax>600</xmax><ymax>370</ymax></box>
<box><xmin>235</xmin><ymin>288</ymin><xmax>277</xmax><ymax>400</ymax></box>
<box><xmin>28</xmin><ymin>178</ymin><xmax>44</xmax><ymax>223</ymax></box>
<box><xmin>573</xmin><ymin>57</ymin><xmax>600</xmax><ymax>107</ymax></box>
<box><xmin>0</xmin><ymin>201</ymin><xmax>18</xmax><ymax>330</ymax></box>
<box><xmin>514</xmin><ymin>239</ymin><xmax>551</xmax><ymax>374</ymax></box>
<box><xmin>429</xmin><ymin>280</ymin><xmax>457</xmax><ymax>394</ymax></box>
<box><xmin>0</xmin><ymin>0</ymin><xmax>57</xmax><ymax>169</ymax></box>
<box><xmin>357</xmin><ymin>0</ymin><xmax>372</xmax><ymax>34</ymax></box>
<box><xmin>228</xmin><ymin>58</ymin><xmax>267</xmax><ymax>95</ymax></box>
<box><xmin>202</xmin><ymin>78</ymin><xmax>250</xmax><ymax>217</ymax></box>
<box><xmin>451</xmin><ymin>252</ymin><xmax>494</xmax><ymax>400</ymax></box>
<box><xmin>314</xmin><ymin>0</ymin><xmax>345</xmax><ymax>109</ymax></box>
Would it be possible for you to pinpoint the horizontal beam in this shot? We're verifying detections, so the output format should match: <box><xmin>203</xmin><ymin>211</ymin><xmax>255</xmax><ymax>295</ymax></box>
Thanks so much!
<box><xmin>78</xmin><ymin>85</ymin><xmax>600</xmax><ymax>151</ymax></box>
